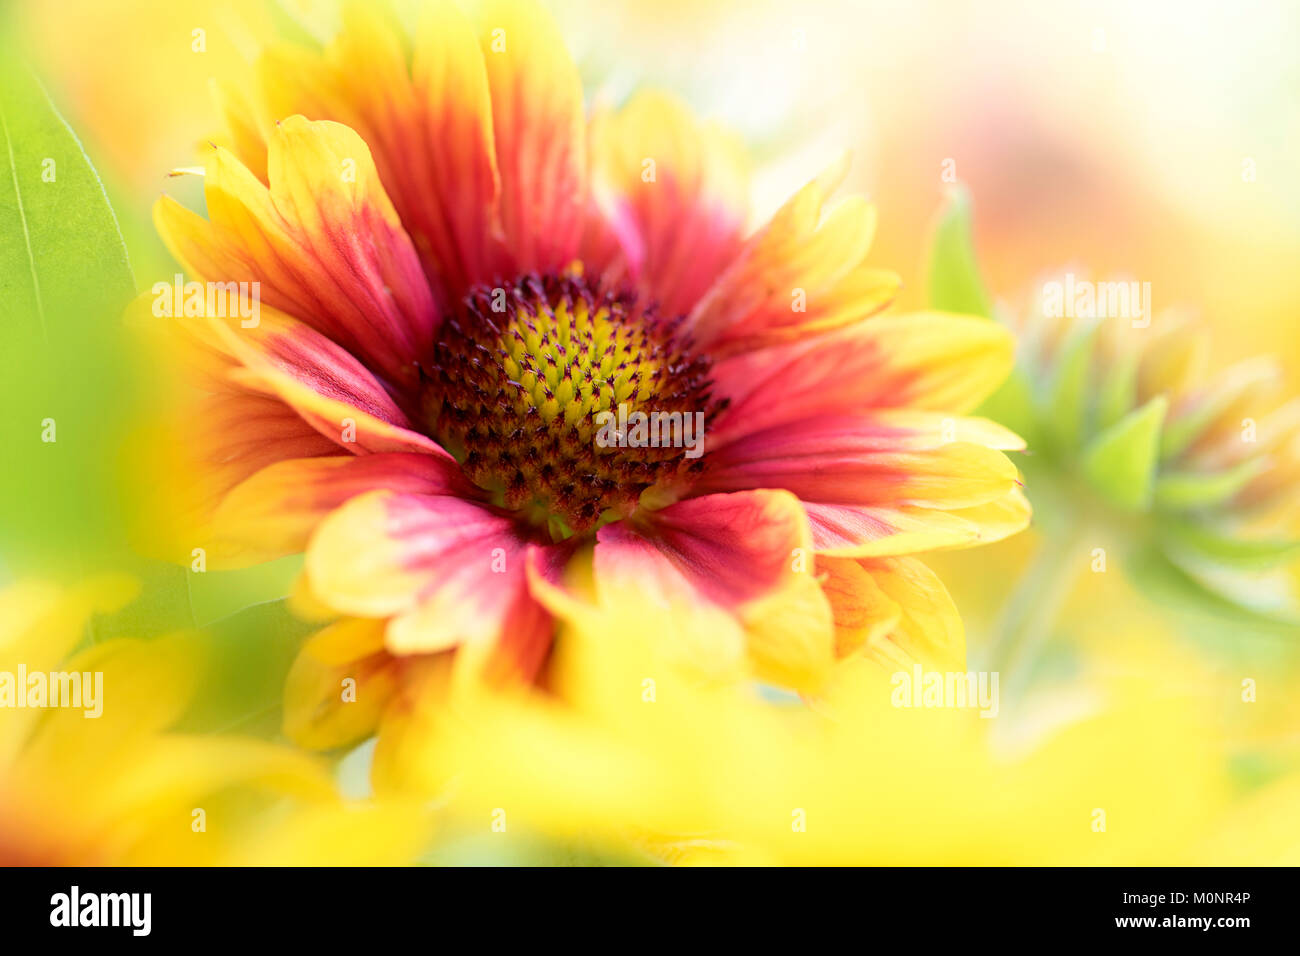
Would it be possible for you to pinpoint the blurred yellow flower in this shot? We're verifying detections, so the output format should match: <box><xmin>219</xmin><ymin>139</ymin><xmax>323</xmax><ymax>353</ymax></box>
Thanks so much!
<box><xmin>0</xmin><ymin>577</ymin><xmax>430</xmax><ymax>865</ymax></box>
<box><xmin>378</xmin><ymin>606</ymin><xmax>1300</xmax><ymax>865</ymax></box>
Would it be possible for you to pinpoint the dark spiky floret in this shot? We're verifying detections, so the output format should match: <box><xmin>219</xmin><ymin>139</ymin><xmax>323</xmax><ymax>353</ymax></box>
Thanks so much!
<box><xmin>421</xmin><ymin>273</ymin><xmax>724</xmax><ymax>534</ymax></box>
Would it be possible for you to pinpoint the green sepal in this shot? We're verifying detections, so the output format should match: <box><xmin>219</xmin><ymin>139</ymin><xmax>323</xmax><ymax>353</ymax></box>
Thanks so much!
<box><xmin>1081</xmin><ymin>395</ymin><xmax>1168</xmax><ymax>511</ymax></box>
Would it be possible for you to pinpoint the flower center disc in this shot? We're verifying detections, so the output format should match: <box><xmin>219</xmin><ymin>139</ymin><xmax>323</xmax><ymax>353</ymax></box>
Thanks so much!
<box><xmin>422</xmin><ymin>274</ymin><xmax>722</xmax><ymax>535</ymax></box>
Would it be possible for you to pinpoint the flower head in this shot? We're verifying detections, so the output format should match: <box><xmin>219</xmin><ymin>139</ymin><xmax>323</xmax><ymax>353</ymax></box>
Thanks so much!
<box><xmin>146</xmin><ymin>0</ymin><xmax>1030</xmax><ymax>766</ymax></box>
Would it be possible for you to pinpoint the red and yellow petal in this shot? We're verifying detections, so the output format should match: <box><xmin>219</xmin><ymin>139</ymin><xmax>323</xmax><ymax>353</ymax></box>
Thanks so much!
<box><xmin>585</xmin><ymin>89</ymin><xmax>749</xmax><ymax>319</ymax></box>
<box><xmin>154</xmin><ymin>116</ymin><xmax>436</xmax><ymax>386</ymax></box>
<box><xmin>802</xmin><ymin>485</ymin><xmax>1032</xmax><ymax>557</ymax></box>
<box><xmin>205</xmin><ymin>304</ymin><xmax>442</xmax><ymax>456</ymax></box>
<box><xmin>687</xmin><ymin>156</ymin><xmax>899</xmax><ymax>355</ymax></box>
<box><xmin>317</xmin><ymin>0</ymin><xmax>505</xmax><ymax>301</ymax></box>
<box><xmin>210</xmin><ymin>453</ymin><xmax>481</xmax><ymax>567</ymax></box>
<box><xmin>409</xmin><ymin>0</ymin><xmax>504</xmax><ymax>296</ymax></box>
<box><xmin>162</xmin><ymin>386</ymin><xmax>341</xmax><ymax>556</ymax></box>
<box><xmin>696</xmin><ymin>411</ymin><xmax>1022</xmax><ymax>506</ymax></box>
<box><xmin>303</xmin><ymin>491</ymin><xmax>555</xmax><ymax>675</ymax></box>
<box><xmin>123</xmin><ymin>307</ymin><xmax>339</xmax><ymax>564</ymax></box>
<box><xmin>476</xmin><ymin>0</ymin><xmax>586</xmax><ymax>275</ymax></box>
<box><xmin>234</xmin><ymin>1</ymin><xmax>506</xmax><ymax>304</ymax></box>
<box><xmin>693</xmin><ymin>411</ymin><xmax>1027</xmax><ymax>556</ymax></box>
<box><xmin>592</xmin><ymin>490</ymin><xmax>834</xmax><ymax>689</ymax></box>
<box><xmin>451</xmin><ymin>548</ymin><xmax>559</xmax><ymax>688</ymax></box>
<box><xmin>818</xmin><ymin>555</ymin><xmax>965</xmax><ymax>671</ymax></box>
<box><xmin>709</xmin><ymin>312</ymin><xmax>1017</xmax><ymax>448</ymax></box>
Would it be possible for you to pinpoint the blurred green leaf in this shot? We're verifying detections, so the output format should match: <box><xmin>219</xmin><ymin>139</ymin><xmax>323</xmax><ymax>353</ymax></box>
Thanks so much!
<box><xmin>1081</xmin><ymin>395</ymin><xmax>1167</xmax><ymax>511</ymax></box>
<box><xmin>173</xmin><ymin>599</ymin><xmax>316</xmax><ymax>739</ymax></box>
<box><xmin>188</xmin><ymin>554</ymin><xmax>305</xmax><ymax>627</ymax></box>
<box><xmin>420</xmin><ymin>827</ymin><xmax>654</xmax><ymax>867</ymax></box>
<box><xmin>1041</xmin><ymin>318</ymin><xmax>1101</xmax><ymax>457</ymax></box>
<box><xmin>89</xmin><ymin>560</ymin><xmax>193</xmax><ymax>642</ymax></box>
<box><xmin>0</xmin><ymin>52</ymin><xmax>137</xmax><ymax>569</ymax></box>
<box><xmin>1161</xmin><ymin>519</ymin><xmax>1300</xmax><ymax>571</ymax></box>
<box><xmin>924</xmin><ymin>185</ymin><xmax>993</xmax><ymax>318</ymax></box>
<box><xmin>1163</xmin><ymin>549</ymin><xmax>1299</xmax><ymax>621</ymax></box>
<box><xmin>1154</xmin><ymin>457</ymin><xmax>1266</xmax><ymax>511</ymax></box>
<box><xmin>1127</xmin><ymin>540</ymin><xmax>1300</xmax><ymax>630</ymax></box>
<box><xmin>978</xmin><ymin>363</ymin><xmax>1040</xmax><ymax>446</ymax></box>
<box><xmin>0</xmin><ymin>52</ymin><xmax>200</xmax><ymax>632</ymax></box>
<box><xmin>1095</xmin><ymin>349</ymin><xmax>1140</xmax><ymax>432</ymax></box>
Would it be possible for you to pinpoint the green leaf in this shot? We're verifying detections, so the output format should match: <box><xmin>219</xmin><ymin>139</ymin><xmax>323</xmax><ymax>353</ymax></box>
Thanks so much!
<box><xmin>90</xmin><ymin>560</ymin><xmax>194</xmax><ymax>642</ymax></box>
<box><xmin>0</xmin><ymin>53</ymin><xmax>138</xmax><ymax>568</ymax></box>
<box><xmin>1126</xmin><ymin>541</ymin><xmax>1300</xmax><ymax>643</ymax></box>
<box><xmin>1162</xmin><ymin>546</ymin><xmax>1299</xmax><ymax>621</ymax></box>
<box><xmin>977</xmin><ymin>364</ymin><xmax>1040</xmax><ymax>445</ymax></box>
<box><xmin>188</xmin><ymin>554</ymin><xmax>306</xmax><ymax>627</ymax></box>
<box><xmin>0</xmin><ymin>53</ymin><xmax>200</xmax><ymax>629</ymax></box>
<box><xmin>0</xmin><ymin>63</ymin><xmax>134</xmax><ymax>320</ymax></box>
<box><xmin>1160</xmin><ymin>518</ymin><xmax>1300</xmax><ymax>571</ymax></box>
<box><xmin>1095</xmin><ymin>348</ymin><xmax>1140</xmax><ymax>432</ymax></box>
<box><xmin>924</xmin><ymin>185</ymin><xmax>993</xmax><ymax>318</ymax></box>
<box><xmin>1081</xmin><ymin>395</ymin><xmax>1167</xmax><ymax>511</ymax></box>
<box><xmin>1041</xmin><ymin>317</ymin><xmax>1101</xmax><ymax>456</ymax></box>
<box><xmin>172</xmin><ymin>599</ymin><xmax>316</xmax><ymax>738</ymax></box>
<box><xmin>1153</xmin><ymin>457</ymin><xmax>1266</xmax><ymax>511</ymax></box>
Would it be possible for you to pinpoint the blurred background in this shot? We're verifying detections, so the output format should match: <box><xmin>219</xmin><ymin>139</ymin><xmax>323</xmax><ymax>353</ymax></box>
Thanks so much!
<box><xmin>4</xmin><ymin>0</ymin><xmax>1298</xmax><ymax>863</ymax></box>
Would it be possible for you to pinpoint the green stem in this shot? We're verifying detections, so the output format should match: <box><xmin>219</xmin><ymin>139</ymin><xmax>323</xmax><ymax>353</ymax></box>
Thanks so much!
<box><xmin>984</xmin><ymin>521</ymin><xmax>1085</xmax><ymax>700</ymax></box>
